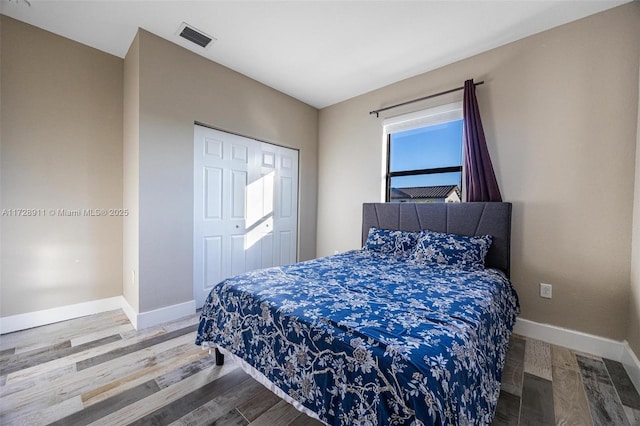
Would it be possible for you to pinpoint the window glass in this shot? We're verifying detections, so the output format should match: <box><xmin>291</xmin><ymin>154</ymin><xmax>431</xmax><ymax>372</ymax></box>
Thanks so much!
<box><xmin>389</xmin><ymin>120</ymin><xmax>463</xmax><ymax>172</ymax></box>
<box><xmin>384</xmin><ymin>104</ymin><xmax>463</xmax><ymax>203</ymax></box>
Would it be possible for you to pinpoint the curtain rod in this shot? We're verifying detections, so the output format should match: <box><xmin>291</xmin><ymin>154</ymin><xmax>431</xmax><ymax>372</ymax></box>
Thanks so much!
<box><xmin>369</xmin><ymin>81</ymin><xmax>484</xmax><ymax>117</ymax></box>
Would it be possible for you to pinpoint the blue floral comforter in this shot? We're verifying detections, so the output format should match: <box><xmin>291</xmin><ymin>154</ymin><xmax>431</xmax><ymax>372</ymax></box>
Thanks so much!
<box><xmin>196</xmin><ymin>250</ymin><xmax>519</xmax><ymax>425</ymax></box>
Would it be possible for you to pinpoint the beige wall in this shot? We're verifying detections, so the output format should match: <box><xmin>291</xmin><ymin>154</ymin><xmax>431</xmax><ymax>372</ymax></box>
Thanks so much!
<box><xmin>129</xmin><ymin>30</ymin><xmax>318</xmax><ymax>313</ymax></box>
<box><xmin>0</xmin><ymin>18</ymin><xmax>317</xmax><ymax>320</ymax></box>
<box><xmin>630</xmin><ymin>66</ymin><xmax>640</xmax><ymax>355</ymax></box>
<box><xmin>318</xmin><ymin>3</ymin><xmax>640</xmax><ymax>342</ymax></box>
<box><xmin>0</xmin><ymin>16</ymin><xmax>123</xmax><ymax>316</ymax></box>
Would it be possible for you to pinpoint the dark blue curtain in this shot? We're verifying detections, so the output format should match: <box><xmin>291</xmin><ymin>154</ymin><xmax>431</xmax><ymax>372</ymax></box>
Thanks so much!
<box><xmin>463</xmin><ymin>79</ymin><xmax>502</xmax><ymax>202</ymax></box>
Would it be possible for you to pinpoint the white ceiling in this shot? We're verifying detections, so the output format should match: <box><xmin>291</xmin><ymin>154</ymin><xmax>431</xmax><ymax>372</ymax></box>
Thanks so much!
<box><xmin>0</xmin><ymin>0</ymin><xmax>630</xmax><ymax>108</ymax></box>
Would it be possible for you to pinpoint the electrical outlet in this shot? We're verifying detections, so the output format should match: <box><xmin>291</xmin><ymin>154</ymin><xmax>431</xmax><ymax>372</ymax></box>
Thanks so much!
<box><xmin>540</xmin><ymin>283</ymin><xmax>552</xmax><ymax>299</ymax></box>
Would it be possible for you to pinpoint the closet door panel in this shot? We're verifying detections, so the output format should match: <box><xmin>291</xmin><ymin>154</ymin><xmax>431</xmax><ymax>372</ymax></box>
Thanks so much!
<box><xmin>273</xmin><ymin>145</ymin><xmax>298</xmax><ymax>266</ymax></box>
<box><xmin>204</xmin><ymin>236</ymin><xmax>223</xmax><ymax>291</ymax></box>
<box><xmin>230</xmin><ymin>170</ymin><xmax>247</xmax><ymax>220</ymax></box>
<box><xmin>204</xmin><ymin>167</ymin><xmax>223</xmax><ymax>220</ymax></box>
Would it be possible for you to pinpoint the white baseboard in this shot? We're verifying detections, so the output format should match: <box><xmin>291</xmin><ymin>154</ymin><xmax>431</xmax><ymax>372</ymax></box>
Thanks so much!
<box><xmin>119</xmin><ymin>296</ymin><xmax>138</xmax><ymax>329</ymax></box>
<box><xmin>621</xmin><ymin>341</ymin><xmax>640</xmax><ymax>394</ymax></box>
<box><xmin>0</xmin><ymin>296</ymin><xmax>124</xmax><ymax>334</ymax></box>
<box><xmin>514</xmin><ymin>318</ymin><xmax>627</xmax><ymax>360</ymax></box>
<box><xmin>514</xmin><ymin>317</ymin><xmax>640</xmax><ymax>391</ymax></box>
<box><xmin>1</xmin><ymin>296</ymin><xmax>197</xmax><ymax>334</ymax></box>
<box><xmin>130</xmin><ymin>300</ymin><xmax>197</xmax><ymax>330</ymax></box>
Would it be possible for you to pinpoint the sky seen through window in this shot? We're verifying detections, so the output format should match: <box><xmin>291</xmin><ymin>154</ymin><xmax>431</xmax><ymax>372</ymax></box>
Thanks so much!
<box><xmin>389</xmin><ymin>119</ymin><xmax>463</xmax><ymax>188</ymax></box>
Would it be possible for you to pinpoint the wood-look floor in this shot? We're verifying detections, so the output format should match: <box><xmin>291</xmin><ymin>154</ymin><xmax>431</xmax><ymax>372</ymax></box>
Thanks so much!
<box><xmin>0</xmin><ymin>310</ymin><xmax>638</xmax><ymax>425</ymax></box>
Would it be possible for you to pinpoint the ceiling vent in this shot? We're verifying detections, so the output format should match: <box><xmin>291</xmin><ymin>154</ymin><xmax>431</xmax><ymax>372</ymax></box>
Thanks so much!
<box><xmin>177</xmin><ymin>23</ymin><xmax>216</xmax><ymax>49</ymax></box>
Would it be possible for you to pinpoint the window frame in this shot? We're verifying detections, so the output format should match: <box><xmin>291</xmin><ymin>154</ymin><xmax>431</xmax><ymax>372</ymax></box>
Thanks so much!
<box><xmin>383</xmin><ymin>102</ymin><xmax>464</xmax><ymax>202</ymax></box>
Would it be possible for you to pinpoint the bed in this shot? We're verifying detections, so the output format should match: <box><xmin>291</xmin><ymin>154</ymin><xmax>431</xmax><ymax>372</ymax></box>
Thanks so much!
<box><xmin>196</xmin><ymin>202</ymin><xmax>519</xmax><ymax>425</ymax></box>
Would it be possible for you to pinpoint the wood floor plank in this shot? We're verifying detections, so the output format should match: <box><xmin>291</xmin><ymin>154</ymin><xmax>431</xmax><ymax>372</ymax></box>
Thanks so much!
<box><xmin>236</xmin><ymin>387</ymin><xmax>282</xmax><ymax>422</ymax></box>
<box><xmin>524</xmin><ymin>338</ymin><xmax>552</xmax><ymax>381</ymax></box>
<box><xmin>154</xmin><ymin>353</ymin><xmax>219</xmax><ymax>389</ymax></box>
<box><xmin>288</xmin><ymin>413</ymin><xmax>326</xmax><ymax>426</ymax></box>
<box><xmin>167</xmin><ymin>399</ymin><xmax>226</xmax><ymax>426</ymax></box>
<box><xmin>492</xmin><ymin>390</ymin><xmax>520</xmax><ymax>426</ymax></box>
<box><xmin>50</xmin><ymin>380</ymin><xmax>161</xmax><ymax>426</ymax></box>
<box><xmin>576</xmin><ymin>355</ymin><xmax>630</xmax><ymax>426</ymax></box>
<box><xmin>552</xmin><ymin>345</ymin><xmax>580</xmax><ymax>372</ymax></box>
<box><xmin>623</xmin><ymin>406</ymin><xmax>640</xmax><ymax>425</ymax></box>
<box><xmin>520</xmin><ymin>373</ymin><xmax>555</xmax><ymax>426</ymax></box>
<box><xmin>168</xmin><ymin>378</ymin><xmax>267</xmax><ymax>426</ymax></box>
<box><xmin>603</xmin><ymin>358</ymin><xmax>640</xmax><ymax>410</ymax></box>
<box><xmin>1</xmin><ymin>310</ymin><xmax>129</xmax><ymax>353</ymax></box>
<box><xmin>1</xmin><ymin>334</ymin><xmax>121</xmax><ymax>376</ymax></box>
<box><xmin>0</xmin><ymin>363</ymin><xmax>76</xmax><ymax>399</ymax></box>
<box><xmin>89</xmin><ymin>361</ymin><xmax>239</xmax><ymax>425</ymax></box>
<box><xmin>171</xmin><ymin>379</ymin><xmax>270</xmax><ymax>426</ymax></box>
<box><xmin>501</xmin><ymin>335</ymin><xmax>525</xmax><ymax>396</ymax></box>
<box><xmin>248</xmin><ymin>399</ymin><xmax>305</xmax><ymax>426</ymax></box>
<box><xmin>80</xmin><ymin>333</ymin><xmax>203</xmax><ymax>400</ymax></box>
<box><xmin>574</xmin><ymin>351</ymin><xmax>603</xmax><ymax>361</ymax></box>
<box><xmin>552</xmin><ymin>365</ymin><xmax>593</xmax><ymax>426</ymax></box>
<box><xmin>0</xmin><ymin>393</ymin><xmax>84</xmax><ymax>426</ymax></box>
<box><xmin>127</xmin><ymin>367</ymin><xmax>250</xmax><ymax>425</ymax></box>
<box><xmin>118</xmin><ymin>314</ymin><xmax>199</xmax><ymax>341</ymax></box>
<box><xmin>1</xmin><ymin>340</ymin><xmax>71</xmax><ymax>368</ymax></box>
<box><xmin>70</xmin><ymin>323</ymin><xmax>133</xmax><ymax>347</ymax></box>
<box><xmin>0</xmin><ymin>347</ymin><xmax>16</xmax><ymax>357</ymax></box>
<box><xmin>82</xmin><ymin>340</ymin><xmax>209</xmax><ymax>405</ymax></box>
<box><xmin>200</xmin><ymin>372</ymin><xmax>268</xmax><ymax>416</ymax></box>
<box><xmin>211</xmin><ymin>409</ymin><xmax>250</xmax><ymax>425</ymax></box>
<box><xmin>76</xmin><ymin>324</ymin><xmax>197</xmax><ymax>371</ymax></box>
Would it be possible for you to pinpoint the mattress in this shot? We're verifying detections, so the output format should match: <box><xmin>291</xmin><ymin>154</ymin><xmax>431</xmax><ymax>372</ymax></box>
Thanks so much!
<box><xmin>196</xmin><ymin>249</ymin><xmax>520</xmax><ymax>425</ymax></box>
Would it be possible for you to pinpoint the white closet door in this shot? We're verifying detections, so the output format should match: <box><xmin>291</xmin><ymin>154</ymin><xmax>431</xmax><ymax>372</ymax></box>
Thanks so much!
<box><xmin>272</xmin><ymin>143</ymin><xmax>298</xmax><ymax>266</ymax></box>
<box><xmin>193</xmin><ymin>125</ymin><xmax>298</xmax><ymax>307</ymax></box>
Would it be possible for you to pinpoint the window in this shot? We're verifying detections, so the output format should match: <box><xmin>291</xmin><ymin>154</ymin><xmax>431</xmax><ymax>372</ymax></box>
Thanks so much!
<box><xmin>384</xmin><ymin>102</ymin><xmax>463</xmax><ymax>203</ymax></box>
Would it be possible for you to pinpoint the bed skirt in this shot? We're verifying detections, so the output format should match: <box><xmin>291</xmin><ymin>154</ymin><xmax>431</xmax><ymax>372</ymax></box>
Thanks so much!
<box><xmin>201</xmin><ymin>342</ymin><xmax>328</xmax><ymax>425</ymax></box>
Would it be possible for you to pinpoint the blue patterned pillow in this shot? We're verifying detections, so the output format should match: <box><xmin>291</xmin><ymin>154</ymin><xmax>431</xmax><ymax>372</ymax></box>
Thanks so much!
<box><xmin>409</xmin><ymin>230</ymin><xmax>492</xmax><ymax>270</ymax></box>
<box><xmin>363</xmin><ymin>227</ymin><xmax>420</xmax><ymax>257</ymax></box>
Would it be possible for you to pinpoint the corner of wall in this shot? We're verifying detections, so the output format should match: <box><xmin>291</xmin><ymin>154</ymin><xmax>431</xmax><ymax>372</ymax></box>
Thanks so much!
<box><xmin>623</xmin><ymin>340</ymin><xmax>640</xmax><ymax>398</ymax></box>
<box><xmin>123</xmin><ymin>31</ymin><xmax>141</xmax><ymax>314</ymax></box>
<box><xmin>628</xmin><ymin>62</ymin><xmax>640</xmax><ymax>358</ymax></box>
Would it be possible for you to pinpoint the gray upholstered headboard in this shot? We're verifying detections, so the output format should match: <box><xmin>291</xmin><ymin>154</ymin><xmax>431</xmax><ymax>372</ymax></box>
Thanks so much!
<box><xmin>362</xmin><ymin>202</ymin><xmax>512</xmax><ymax>277</ymax></box>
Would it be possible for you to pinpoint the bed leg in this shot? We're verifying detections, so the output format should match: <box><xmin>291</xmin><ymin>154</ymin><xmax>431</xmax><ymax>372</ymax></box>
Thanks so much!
<box><xmin>215</xmin><ymin>348</ymin><xmax>225</xmax><ymax>366</ymax></box>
